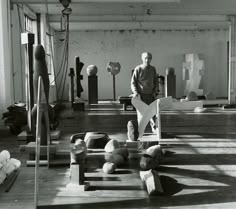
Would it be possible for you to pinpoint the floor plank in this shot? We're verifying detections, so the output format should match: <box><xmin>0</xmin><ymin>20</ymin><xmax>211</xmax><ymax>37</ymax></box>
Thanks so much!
<box><xmin>1</xmin><ymin>103</ymin><xmax>236</xmax><ymax>209</ymax></box>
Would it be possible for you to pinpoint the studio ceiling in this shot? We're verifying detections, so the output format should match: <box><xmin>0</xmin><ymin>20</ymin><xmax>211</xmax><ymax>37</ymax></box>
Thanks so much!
<box><xmin>11</xmin><ymin>0</ymin><xmax>236</xmax><ymax>31</ymax></box>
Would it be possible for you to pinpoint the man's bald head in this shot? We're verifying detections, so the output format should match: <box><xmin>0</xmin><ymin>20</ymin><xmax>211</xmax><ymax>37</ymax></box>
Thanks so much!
<box><xmin>141</xmin><ymin>52</ymin><xmax>152</xmax><ymax>66</ymax></box>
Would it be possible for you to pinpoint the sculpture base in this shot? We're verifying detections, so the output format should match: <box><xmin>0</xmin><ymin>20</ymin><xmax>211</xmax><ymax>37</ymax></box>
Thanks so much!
<box><xmin>66</xmin><ymin>182</ymin><xmax>90</xmax><ymax>191</ymax></box>
<box><xmin>73</xmin><ymin>102</ymin><xmax>85</xmax><ymax>111</ymax></box>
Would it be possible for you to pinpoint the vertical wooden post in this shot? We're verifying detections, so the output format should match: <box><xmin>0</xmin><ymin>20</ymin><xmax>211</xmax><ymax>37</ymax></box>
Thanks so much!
<box><xmin>88</xmin><ymin>75</ymin><xmax>98</xmax><ymax>104</ymax></box>
<box><xmin>113</xmin><ymin>75</ymin><xmax>116</xmax><ymax>101</ymax></box>
<box><xmin>34</xmin><ymin>77</ymin><xmax>42</xmax><ymax>209</ymax></box>
<box><xmin>156</xmin><ymin>100</ymin><xmax>161</xmax><ymax>142</ymax></box>
<box><xmin>69</xmin><ymin>68</ymin><xmax>75</xmax><ymax>106</ymax></box>
<box><xmin>229</xmin><ymin>16</ymin><xmax>236</xmax><ymax>104</ymax></box>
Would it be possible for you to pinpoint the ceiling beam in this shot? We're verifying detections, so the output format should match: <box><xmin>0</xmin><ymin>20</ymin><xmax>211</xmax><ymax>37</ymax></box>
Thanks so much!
<box><xmin>11</xmin><ymin>0</ymin><xmax>180</xmax><ymax>4</ymax></box>
<box><xmin>48</xmin><ymin>15</ymin><xmax>228</xmax><ymax>22</ymax></box>
<box><xmin>49</xmin><ymin>21</ymin><xmax>230</xmax><ymax>31</ymax></box>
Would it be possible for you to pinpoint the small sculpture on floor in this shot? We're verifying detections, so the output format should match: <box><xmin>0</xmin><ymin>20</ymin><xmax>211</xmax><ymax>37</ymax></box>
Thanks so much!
<box><xmin>127</xmin><ymin>120</ymin><xmax>139</xmax><ymax>141</ymax></box>
<box><xmin>106</xmin><ymin>61</ymin><xmax>121</xmax><ymax>100</ymax></box>
<box><xmin>69</xmin><ymin>139</ymin><xmax>89</xmax><ymax>190</ymax></box>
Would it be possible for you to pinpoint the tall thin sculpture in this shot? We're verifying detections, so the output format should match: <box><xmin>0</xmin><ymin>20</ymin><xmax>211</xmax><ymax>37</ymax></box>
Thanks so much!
<box><xmin>106</xmin><ymin>62</ymin><xmax>121</xmax><ymax>101</ymax></box>
<box><xmin>32</xmin><ymin>45</ymin><xmax>50</xmax><ymax>145</ymax></box>
<box><xmin>75</xmin><ymin>56</ymin><xmax>84</xmax><ymax>98</ymax></box>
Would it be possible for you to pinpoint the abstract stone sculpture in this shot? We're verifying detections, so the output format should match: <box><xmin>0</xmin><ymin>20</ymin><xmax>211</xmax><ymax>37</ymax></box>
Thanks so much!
<box><xmin>70</xmin><ymin>139</ymin><xmax>87</xmax><ymax>186</ymax></box>
<box><xmin>87</xmin><ymin>65</ymin><xmax>98</xmax><ymax>76</ymax></box>
<box><xmin>105</xmin><ymin>153</ymin><xmax>124</xmax><ymax>166</ymax></box>
<box><xmin>70</xmin><ymin>139</ymin><xmax>87</xmax><ymax>163</ymax></box>
<box><xmin>165</xmin><ymin>67</ymin><xmax>176</xmax><ymax>98</ymax></box>
<box><xmin>33</xmin><ymin>45</ymin><xmax>50</xmax><ymax>102</ymax></box>
<box><xmin>182</xmin><ymin>53</ymin><xmax>204</xmax><ymax>96</ymax></box>
<box><xmin>140</xmin><ymin>169</ymin><xmax>164</xmax><ymax>195</ymax></box>
<box><xmin>106</xmin><ymin>62</ymin><xmax>121</xmax><ymax>101</ymax></box>
<box><xmin>104</xmin><ymin>139</ymin><xmax>119</xmax><ymax>153</ymax></box>
<box><xmin>84</xmin><ymin>132</ymin><xmax>110</xmax><ymax>149</ymax></box>
<box><xmin>106</xmin><ymin>62</ymin><xmax>121</xmax><ymax>75</ymax></box>
<box><xmin>103</xmin><ymin>162</ymin><xmax>116</xmax><ymax>174</ymax></box>
<box><xmin>186</xmin><ymin>91</ymin><xmax>198</xmax><ymax>101</ymax></box>
<box><xmin>127</xmin><ymin>120</ymin><xmax>139</xmax><ymax>141</ymax></box>
<box><xmin>32</xmin><ymin>45</ymin><xmax>51</xmax><ymax>145</ymax></box>
<box><xmin>112</xmin><ymin>148</ymin><xmax>129</xmax><ymax>160</ymax></box>
<box><xmin>75</xmin><ymin>56</ymin><xmax>84</xmax><ymax>98</ymax></box>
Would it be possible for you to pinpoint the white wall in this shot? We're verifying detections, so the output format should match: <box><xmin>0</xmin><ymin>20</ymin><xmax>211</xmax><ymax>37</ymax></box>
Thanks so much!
<box><xmin>54</xmin><ymin>29</ymin><xmax>228</xmax><ymax>101</ymax></box>
<box><xmin>0</xmin><ymin>0</ymin><xmax>13</xmax><ymax>126</ymax></box>
<box><xmin>11</xmin><ymin>4</ymin><xmax>25</xmax><ymax>102</ymax></box>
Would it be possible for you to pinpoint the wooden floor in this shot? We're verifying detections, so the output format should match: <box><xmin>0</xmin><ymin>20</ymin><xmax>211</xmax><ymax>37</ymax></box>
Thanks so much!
<box><xmin>1</xmin><ymin>102</ymin><xmax>236</xmax><ymax>209</ymax></box>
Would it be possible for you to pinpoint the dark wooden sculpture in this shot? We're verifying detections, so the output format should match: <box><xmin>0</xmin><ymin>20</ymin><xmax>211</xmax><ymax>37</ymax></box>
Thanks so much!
<box><xmin>69</xmin><ymin>68</ymin><xmax>75</xmax><ymax>105</ymax></box>
<box><xmin>33</xmin><ymin>45</ymin><xmax>50</xmax><ymax>103</ymax></box>
<box><xmin>32</xmin><ymin>45</ymin><xmax>50</xmax><ymax>145</ymax></box>
<box><xmin>106</xmin><ymin>62</ymin><xmax>121</xmax><ymax>101</ymax></box>
<box><xmin>75</xmin><ymin>56</ymin><xmax>84</xmax><ymax>98</ymax></box>
<box><xmin>165</xmin><ymin>67</ymin><xmax>176</xmax><ymax>98</ymax></box>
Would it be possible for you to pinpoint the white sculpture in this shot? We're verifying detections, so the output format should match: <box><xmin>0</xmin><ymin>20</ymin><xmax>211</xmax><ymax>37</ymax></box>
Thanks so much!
<box><xmin>183</xmin><ymin>53</ymin><xmax>204</xmax><ymax>96</ymax></box>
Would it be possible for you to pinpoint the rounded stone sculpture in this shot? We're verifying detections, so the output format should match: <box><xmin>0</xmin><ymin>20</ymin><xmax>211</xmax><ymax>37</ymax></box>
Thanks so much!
<box><xmin>106</xmin><ymin>62</ymin><xmax>121</xmax><ymax>75</ymax></box>
<box><xmin>140</xmin><ymin>154</ymin><xmax>157</xmax><ymax>171</ymax></box>
<box><xmin>127</xmin><ymin>120</ymin><xmax>139</xmax><ymax>141</ymax></box>
<box><xmin>166</xmin><ymin>67</ymin><xmax>175</xmax><ymax>75</ymax></box>
<box><xmin>0</xmin><ymin>150</ymin><xmax>10</xmax><ymax>165</ymax></box>
<box><xmin>86</xmin><ymin>65</ymin><xmax>98</xmax><ymax>76</ymax></box>
<box><xmin>146</xmin><ymin>145</ymin><xmax>163</xmax><ymax>165</ymax></box>
<box><xmin>84</xmin><ymin>132</ymin><xmax>110</xmax><ymax>149</ymax></box>
<box><xmin>205</xmin><ymin>92</ymin><xmax>216</xmax><ymax>100</ymax></box>
<box><xmin>104</xmin><ymin>139</ymin><xmax>119</xmax><ymax>153</ymax></box>
<box><xmin>103</xmin><ymin>162</ymin><xmax>116</xmax><ymax>174</ymax></box>
<box><xmin>146</xmin><ymin>145</ymin><xmax>162</xmax><ymax>159</ymax></box>
<box><xmin>194</xmin><ymin>106</ymin><xmax>207</xmax><ymax>113</ymax></box>
<box><xmin>112</xmin><ymin>148</ymin><xmax>129</xmax><ymax>160</ymax></box>
<box><xmin>105</xmin><ymin>153</ymin><xmax>124</xmax><ymax>166</ymax></box>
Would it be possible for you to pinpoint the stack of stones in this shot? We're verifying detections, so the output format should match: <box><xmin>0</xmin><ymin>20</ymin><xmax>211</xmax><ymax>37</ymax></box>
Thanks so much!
<box><xmin>102</xmin><ymin>139</ymin><xmax>129</xmax><ymax>174</ymax></box>
<box><xmin>139</xmin><ymin>145</ymin><xmax>164</xmax><ymax>195</ymax></box>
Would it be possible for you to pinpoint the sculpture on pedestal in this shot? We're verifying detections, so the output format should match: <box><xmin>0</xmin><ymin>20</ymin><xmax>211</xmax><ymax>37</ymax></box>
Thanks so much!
<box><xmin>182</xmin><ymin>54</ymin><xmax>204</xmax><ymax>96</ymax></box>
<box><xmin>87</xmin><ymin>65</ymin><xmax>98</xmax><ymax>104</ymax></box>
<box><xmin>72</xmin><ymin>57</ymin><xmax>85</xmax><ymax>111</ymax></box>
<box><xmin>165</xmin><ymin>67</ymin><xmax>176</xmax><ymax>98</ymax></box>
<box><xmin>75</xmin><ymin>56</ymin><xmax>84</xmax><ymax>98</ymax></box>
<box><xmin>106</xmin><ymin>62</ymin><xmax>121</xmax><ymax>101</ymax></box>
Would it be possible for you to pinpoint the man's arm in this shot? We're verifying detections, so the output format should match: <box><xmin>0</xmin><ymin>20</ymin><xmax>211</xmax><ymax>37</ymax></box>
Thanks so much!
<box><xmin>152</xmin><ymin>67</ymin><xmax>158</xmax><ymax>98</ymax></box>
<box><xmin>131</xmin><ymin>68</ymin><xmax>140</xmax><ymax>97</ymax></box>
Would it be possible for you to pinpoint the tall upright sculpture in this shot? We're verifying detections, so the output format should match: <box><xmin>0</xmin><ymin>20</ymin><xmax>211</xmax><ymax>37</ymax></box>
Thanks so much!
<box><xmin>68</xmin><ymin>68</ymin><xmax>75</xmax><ymax>106</ymax></box>
<box><xmin>72</xmin><ymin>57</ymin><xmax>85</xmax><ymax>111</ymax></box>
<box><xmin>87</xmin><ymin>64</ymin><xmax>98</xmax><ymax>104</ymax></box>
<box><xmin>32</xmin><ymin>45</ymin><xmax>50</xmax><ymax>145</ymax></box>
<box><xmin>106</xmin><ymin>62</ymin><xmax>121</xmax><ymax>101</ymax></box>
<box><xmin>165</xmin><ymin>67</ymin><xmax>176</xmax><ymax>98</ymax></box>
<box><xmin>183</xmin><ymin>54</ymin><xmax>204</xmax><ymax>96</ymax></box>
<box><xmin>75</xmin><ymin>56</ymin><xmax>84</xmax><ymax>98</ymax></box>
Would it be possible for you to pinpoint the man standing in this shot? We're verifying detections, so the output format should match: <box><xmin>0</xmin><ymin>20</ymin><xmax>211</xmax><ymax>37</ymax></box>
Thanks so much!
<box><xmin>131</xmin><ymin>52</ymin><xmax>158</xmax><ymax>132</ymax></box>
